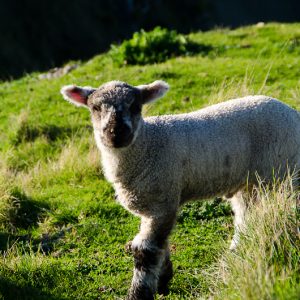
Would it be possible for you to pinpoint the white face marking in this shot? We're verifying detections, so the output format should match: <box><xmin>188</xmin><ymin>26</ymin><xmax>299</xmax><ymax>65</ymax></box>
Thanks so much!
<box><xmin>93</xmin><ymin>129</ymin><xmax>102</xmax><ymax>150</ymax></box>
<box><xmin>131</xmin><ymin>119</ymin><xmax>142</xmax><ymax>143</ymax></box>
<box><xmin>100</xmin><ymin>106</ymin><xmax>114</xmax><ymax>131</ymax></box>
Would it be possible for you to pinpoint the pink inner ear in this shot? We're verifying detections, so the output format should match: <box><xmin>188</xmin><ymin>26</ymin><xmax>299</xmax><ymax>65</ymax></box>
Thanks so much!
<box><xmin>67</xmin><ymin>87</ymin><xmax>87</xmax><ymax>104</ymax></box>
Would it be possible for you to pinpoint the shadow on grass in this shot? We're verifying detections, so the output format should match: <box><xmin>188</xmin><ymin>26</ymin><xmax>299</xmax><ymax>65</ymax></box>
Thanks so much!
<box><xmin>0</xmin><ymin>277</ymin><xmax>67</xmax><ymax>300</ymax></box>
<box><xmin>0</xmin><ymin>232</ymin><xmax>30</xmax><ymax>252</ymax></box>
<box><xmin>11</xmin><ymin>124</ymin><xmax>92</xmax><ymax>145</ymax></box>
<box><xmin>177</xmin><ymin>198</ymin><xmax>232</xmax><ymax>223</ymax></box>
<box><xmin>0</xmin><ymin>188</ymin><xmax>50</xmax><ymax>231</ymax></box>
<box><xmin>0</xmin><ymin>227</ymin><xmax>72</xmax><ymax>255</ymax></box>
<box><xmin>185</xmin><ymin>41</ymin><xmax>213</xmax><ymax>56</ymax></box>
<box><xmin>0</xmin><ymin>186</ymin><xmax>81</xmax><ymax>254</ymax></box>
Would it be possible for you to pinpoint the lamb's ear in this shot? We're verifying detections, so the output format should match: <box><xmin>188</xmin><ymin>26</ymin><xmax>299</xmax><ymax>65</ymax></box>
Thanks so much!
<box><xmin>60</xmin><ymin>85</ymin><xmax>96</xmax><ymax>107</ymax></box>
<box><xmin>137</xmin><ymin>80</ymin><xmax>169</xmax><ymax>104</ymax></box>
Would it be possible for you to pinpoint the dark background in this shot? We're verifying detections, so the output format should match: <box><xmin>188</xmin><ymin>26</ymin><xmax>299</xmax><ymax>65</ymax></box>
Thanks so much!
<box><xmin>1</xmin><ymin>0</ymin><xmax>299</xmax><ymax>79</ymax></box>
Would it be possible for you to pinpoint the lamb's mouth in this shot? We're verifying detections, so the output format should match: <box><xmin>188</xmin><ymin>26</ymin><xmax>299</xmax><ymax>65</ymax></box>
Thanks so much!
<box><xmin>102</xmin><ymin>132</ymin><xmax>134</xmax><ymax>148</ymax></box>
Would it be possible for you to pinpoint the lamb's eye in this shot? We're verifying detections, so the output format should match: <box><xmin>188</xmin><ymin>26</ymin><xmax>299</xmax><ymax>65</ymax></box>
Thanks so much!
<box><xmin>93</xmin><ymin>106</ymin><xmax>101</xmax><ymax>112</ymax></box>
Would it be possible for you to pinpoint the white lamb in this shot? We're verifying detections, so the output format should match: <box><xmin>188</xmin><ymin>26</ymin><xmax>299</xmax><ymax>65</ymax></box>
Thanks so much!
<box><xmin>61</xmin><ymin>80</ymin><xmax>300</xmax><ymax>300</ymax></box>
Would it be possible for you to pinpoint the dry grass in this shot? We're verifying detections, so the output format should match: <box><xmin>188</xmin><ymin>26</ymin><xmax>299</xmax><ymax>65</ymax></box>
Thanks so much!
<box><xmin>0</xmin><ymin>136</ymin><xmax>101</xmax><ymax>233</ymax></box>
<box><xmin>207</xmin><ymin>65</ymin><xmax>276</xmax><ymax>106</ymax></box>
<box><xmin>211</xmin><ymin>175</ymin><xmax>300</xmax><ymax>300</ymax></box>
<box><xmin>9</xmin><ymin>136</ymin><xmax>101</xmax><ymax>192</ymax></box>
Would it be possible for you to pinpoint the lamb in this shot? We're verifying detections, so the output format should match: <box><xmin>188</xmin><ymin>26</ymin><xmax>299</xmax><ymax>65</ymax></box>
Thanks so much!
<box><xmin>61</xmin><ymin>80</ymin><xmax>300</xmax><ymax>300</ymax></box>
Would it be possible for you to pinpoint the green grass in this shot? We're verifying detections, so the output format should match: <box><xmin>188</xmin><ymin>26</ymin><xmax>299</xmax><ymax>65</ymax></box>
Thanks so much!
<box><xmin>212</xmin><ymin>177</ymin><xmax>300</xmax><ymax>300</ymax></box>
<box><xmin>0</xmin><ymin>23</ymin><xmax>300</xmax><ymax>299</ymax></box>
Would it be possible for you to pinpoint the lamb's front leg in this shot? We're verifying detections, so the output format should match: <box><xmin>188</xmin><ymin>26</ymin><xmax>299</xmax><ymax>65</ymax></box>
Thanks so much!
<box><xmin>157</xmin><ymin>244</ymin><xmax>173</xmax><ymax>295</ymax></box>
<box><xmin>127</xmin><ymin>213</ymin><xmax>176</xmax><ymax>300</ymax></box>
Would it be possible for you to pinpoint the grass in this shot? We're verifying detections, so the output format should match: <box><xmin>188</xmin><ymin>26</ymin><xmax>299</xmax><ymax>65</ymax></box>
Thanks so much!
<box><xmin>0</xmin><ymin>22</ymin><xmax>300</xmax><ymax>299</ymax></box>
<box><xmin>212</xmin><ymin>176</ymin><xmax>300</xmax><ymax>300</ymax></box>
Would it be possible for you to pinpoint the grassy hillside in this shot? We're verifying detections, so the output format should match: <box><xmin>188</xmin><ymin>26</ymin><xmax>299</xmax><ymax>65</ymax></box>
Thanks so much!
<box><xmin>0</xmin><ymin>23</ymin><xmax>299</xmax><ymax>299</ymax></box>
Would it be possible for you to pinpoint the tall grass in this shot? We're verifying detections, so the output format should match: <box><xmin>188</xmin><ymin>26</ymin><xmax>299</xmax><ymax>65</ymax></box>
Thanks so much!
<box><xmin>212</xmin><ymin>176</ymin><xmax>300</xmax><ymax>300</ymax></box>
<box><xmin>208</xmin><ymin>64</ymin><xmax>275</xmax><ymax>106</ymax></box>
<box><xmin>18</xmin><ymin>137</ymin><xmax>101</xmax><ymax>190</ymax></box>
<box><xmin>0</xmin><ymin>134</ymin><xmax>101</xmax><ymax>233</ymax></box>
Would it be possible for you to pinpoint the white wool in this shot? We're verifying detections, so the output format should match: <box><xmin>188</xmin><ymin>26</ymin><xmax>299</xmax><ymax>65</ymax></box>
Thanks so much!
<box><xmin>100</xmin><ymin>95</ymin><xmax>300</xmax><ymax>213</ymax></box>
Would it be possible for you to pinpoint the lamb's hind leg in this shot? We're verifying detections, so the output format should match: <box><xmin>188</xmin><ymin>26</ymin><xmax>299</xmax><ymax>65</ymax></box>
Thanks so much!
<box><xmin>127</xmin><ymin>212</ymin><xmax>176</xmax><ymax>300</ymax></box>
<box><xmin>228</xmin><ymin>191</ymin><xmax>247</xmax><ymax>250</ymax></box>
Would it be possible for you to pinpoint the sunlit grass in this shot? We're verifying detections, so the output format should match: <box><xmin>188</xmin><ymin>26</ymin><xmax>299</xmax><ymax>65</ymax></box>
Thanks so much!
<box><xmin>211</xmin><ymin>175</ymin><xmax>300</xmax><ymax>300</ymax></box>
<box><xmin>0</xmin><ymin>23</ymin><xmax>300</xmax><ymax>299</ymax></box>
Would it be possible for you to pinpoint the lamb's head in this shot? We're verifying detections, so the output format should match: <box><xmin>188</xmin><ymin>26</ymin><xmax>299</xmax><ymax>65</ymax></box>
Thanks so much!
<box><xmin>61</xmin><ymin>80</ymin><xmax>169</xmax><ymax>148</ymax></box>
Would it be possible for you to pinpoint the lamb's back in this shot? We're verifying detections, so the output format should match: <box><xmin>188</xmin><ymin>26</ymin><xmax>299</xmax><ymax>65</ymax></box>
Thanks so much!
<box><xmin>144</xmin><ymin>96</ymin><xmax>300</xmax><ymax>199</ymax></box>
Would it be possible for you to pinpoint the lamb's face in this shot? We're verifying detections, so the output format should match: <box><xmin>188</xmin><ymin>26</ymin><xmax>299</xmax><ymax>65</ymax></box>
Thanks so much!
<box><xmin>88</xmin><ymin>82</ymin><xmax>142</xmax><ymax>148</ymax></box>
<box><xmin>61</xmin><ymin>80</ymin><xmax>169</xmax><ymax>148</ymax></box>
